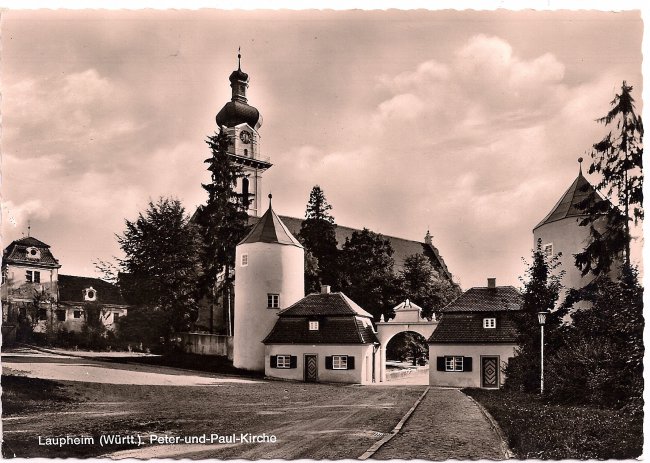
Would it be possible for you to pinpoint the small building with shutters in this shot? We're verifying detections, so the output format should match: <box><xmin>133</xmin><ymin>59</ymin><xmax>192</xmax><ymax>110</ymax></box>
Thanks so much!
<box><xmin>428</xmin><ymin>279</ymin><xmax>522</xmax><ymax>388</ymax></box>
<box><xmin>263</xmin><ymin>287</ymin><xmax>380</xmax><ymax>384</ymax></box>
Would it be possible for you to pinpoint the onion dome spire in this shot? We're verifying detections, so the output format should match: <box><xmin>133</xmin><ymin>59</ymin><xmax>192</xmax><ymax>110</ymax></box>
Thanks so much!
<box><xmin>216</xmin><ymin>48</ymin><xmax>263</xmax><ymax>130</ymax></box>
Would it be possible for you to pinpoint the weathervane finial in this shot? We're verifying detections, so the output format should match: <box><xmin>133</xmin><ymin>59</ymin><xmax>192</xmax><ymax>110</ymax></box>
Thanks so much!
<box><xmin>238</xmin><ymin>47</ymin><xmax>241</xmax><ymax>71</ymax></box>
<box><xmin>578</xmin><ymin>156</ymin><xmax>583</xmax><ymax>174</ymax></box>
<box><xmin>268</xmin><ymin>193</ymin><xmax>272</xmax><ymax>208</ymax></box>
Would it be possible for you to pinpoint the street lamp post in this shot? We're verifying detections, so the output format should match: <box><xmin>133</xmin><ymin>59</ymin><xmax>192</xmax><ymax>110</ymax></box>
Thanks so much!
<box><xmin>537</xmin><ymin>311</ymin><xmax>549</xmax><ymax>394</ymax></box>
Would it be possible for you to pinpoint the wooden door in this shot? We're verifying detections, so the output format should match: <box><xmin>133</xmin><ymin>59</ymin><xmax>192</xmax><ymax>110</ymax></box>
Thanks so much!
<box><xmin>305</xmin><ymin>354</ymin><xmax>318</xmax><ymax>382</ymax></box>
<box><xmin>481</xmin><ymin>356</ymin><xmax>499</xmax><ymax>388</ymax></box>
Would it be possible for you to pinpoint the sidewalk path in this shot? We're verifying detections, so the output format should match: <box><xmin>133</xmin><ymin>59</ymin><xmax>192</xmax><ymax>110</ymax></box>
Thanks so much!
<box><xmin>2</xmin><ymin>347</ymin><xmax>258</xmax><ymax>386</ymax></box>
<box><xmin>372</xmin><ymin>387</ymin><xmax>507</xmax><ymax>460</ymax></box>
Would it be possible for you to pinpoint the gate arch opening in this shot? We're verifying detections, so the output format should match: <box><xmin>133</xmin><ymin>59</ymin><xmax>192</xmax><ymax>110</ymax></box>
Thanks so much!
<box><xmin>375</xmin><ymin>299</ymin><xmax>438</xmax><ymax>383</ymax></box>
<box><xmin>384</xmin><ymin>331</ymin><xmax>429</xmax><ymax>383</ymax></box>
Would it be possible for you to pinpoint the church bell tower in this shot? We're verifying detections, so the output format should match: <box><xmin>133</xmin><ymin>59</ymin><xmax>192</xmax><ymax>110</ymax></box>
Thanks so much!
<box><xmin>215</xmin><ymin>51</ymin><xmax>272</xmax><ymax>217</ymax></box>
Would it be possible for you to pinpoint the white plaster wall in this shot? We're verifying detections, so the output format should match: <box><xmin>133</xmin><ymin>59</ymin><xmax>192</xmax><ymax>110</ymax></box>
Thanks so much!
<box><xmin>534</xmin><ymin>217</ymin><xmax>595</xmax><ymax>304</ymax></box>
<box><xmin>233</xmin><ymin>242</ymin><xmax>304</xmax><ymax>371</ymax></box>
<box><xmin>2</xmin><ymin>264</ymin><xmax>58</xmax><ymax>302</ymax></box>
<box><xmin>265</xmin><ymin>344</ymin><xmax>377</xmax><ymax>384</ymax></box>
<box><xmin>428</xmin><ymin>344</ymin><xmax>517</xmax><ymax>388</ymax></box>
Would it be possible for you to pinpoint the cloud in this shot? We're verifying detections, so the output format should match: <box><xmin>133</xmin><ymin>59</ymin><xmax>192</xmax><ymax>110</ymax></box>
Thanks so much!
<box><xmin>2</xmin><ymin>200</ymin><xmax>51</xmax><ymax>230</ymax></box>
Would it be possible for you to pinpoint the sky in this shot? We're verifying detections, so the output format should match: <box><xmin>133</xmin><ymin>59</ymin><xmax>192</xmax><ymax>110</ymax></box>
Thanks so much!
<box><xmin>1</xmin><ymin>8</ymin><xmax>644</xmax><ymax>289</ymax></box>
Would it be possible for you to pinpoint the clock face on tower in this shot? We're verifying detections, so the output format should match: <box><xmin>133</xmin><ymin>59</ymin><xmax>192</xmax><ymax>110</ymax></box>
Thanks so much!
<box><xmin>240</xmin><ymin>130</ymin><xmax>252</xmax><ymax>144</ymax></box>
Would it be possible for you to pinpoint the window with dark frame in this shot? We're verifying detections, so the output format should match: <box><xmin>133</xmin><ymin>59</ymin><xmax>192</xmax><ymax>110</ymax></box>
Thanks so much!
<box><xmin>55</xmin><ymin>309</ymin><xmax>66</xmax><ymax>322</ymax></box>
<box><xmin>483</xmin><ymin>317</ymin><xmax>497</xmax><ymax>328</ymax></box>
<box><xmin>73</xmin><ymin>310</ymin><xmax>82</xmax><ymax>319</ymax></box>
<box><xmin>267</xmin><ymin>293</ymin><xmax>280</xmax><ymax>308</ymax></box>
<box><xmin>445</xmin><ymin>356</ymin><xmax>463</xmax><ymax>372</ymax></box>
<box><xmin>543</xmin><ymin>243</ymin><xmax>553</xmax><ymax>257</ymax></box>
<box><xmin>333</xmin><ymin>355</ymin><xmax>348</xmax><ymax>370</ymax></box>
<box><xmin>309</xmin><ymin>320</ymin><xmax>319</xmax><ymax>331</ymax></box>
<box><xmin>276</xmin><ymin>355</ymin><xmax>291</xmax><ymax>368</ymax></box>
<box><xmin>241</xmin><ymin>253</ymin><xmax>248</xmax><ymax>267</ymax></box>
<box><xmin>26</xmin><ymin>270</ymin><xmax>41</xmax><ymax>284</ymax></box>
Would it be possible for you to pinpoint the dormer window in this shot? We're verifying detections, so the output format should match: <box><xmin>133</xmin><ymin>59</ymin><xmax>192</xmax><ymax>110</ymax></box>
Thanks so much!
<box><xmin>25</xmin><ymin>247</ymin><xmax>41</xmax><ymax>260</ymax></box>
<box><xmin>309</xmin><ymin>321</ymin><xmax>319</xmax><ymax>331</ymax></box>
<box><xmin>483</xmin><ymin>318</ymin><xmax>497</xmax><ymax>329</ymax></box>
<box><xmin>84</xmin><ymin>287</ymin><xmax>97</xmax><ymax>302</ymax></box>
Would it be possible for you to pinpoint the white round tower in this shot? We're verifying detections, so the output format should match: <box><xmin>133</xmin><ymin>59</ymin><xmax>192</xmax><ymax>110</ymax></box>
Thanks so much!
<box><xmin>233</xmin><ymin>195</ymin><xmax>304</xmax><ymax>371</ymax></box>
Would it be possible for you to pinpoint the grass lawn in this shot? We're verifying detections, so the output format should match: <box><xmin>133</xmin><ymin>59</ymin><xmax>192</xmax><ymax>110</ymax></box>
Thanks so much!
<box><xmin>463</xmin><ymin>388</ymin><xmax>643</xmax><ymax>459</ymax></box>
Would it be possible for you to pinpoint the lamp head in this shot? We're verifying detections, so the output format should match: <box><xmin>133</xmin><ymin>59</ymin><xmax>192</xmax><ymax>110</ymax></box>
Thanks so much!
<box><xmin>537</xmin><ymin>311</ymin><xmax>549</xmax><ymax>325</ymax></box>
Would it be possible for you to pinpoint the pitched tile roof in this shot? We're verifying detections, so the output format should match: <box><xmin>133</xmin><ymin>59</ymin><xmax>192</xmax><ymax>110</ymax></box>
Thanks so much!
<box><xmin>58</xmin><ymin>275</ymin><xmax>127</xmax><ymax>305</ymax></box>
<box><xmin>534</xmin><ymin>172</ymin><xmax>604</xmax><ymax>230</ymax></box>
<box><xmin>240</xmin><ymin>205</ymin><xmax>302</xmax><ymax>247</ymax></box>
<box><xmin>278</xmin><ymin>292</ymin><xmax>373</xmax><ymax>318</ymax></box>
<box><xmin>3</xmin><ymin>237</ymin><xmax>60</xmax><ymax>267</ymax></box>
<box><xmin>263</xmin><ymin>316</ymin><xmax>379</xmax><ymax>345</ymax></box>
<box><xmin>440</xmin><ymin>286</ymin><xmax>522</xmax><ymax>313</ymax></box>
<box><xmin>249</xmin><ymin>215</ymin><xmax>453</xmax><ymax>280</ymax></box>
<box><xmin>264</xmin><ymin>291</ymin><xmax>378</xmax><ymax>345</ymax></box>
<box><xmin>428</xmin><ymin>312</ymin><xmax>519</xmax><ymax>344</ymax></box>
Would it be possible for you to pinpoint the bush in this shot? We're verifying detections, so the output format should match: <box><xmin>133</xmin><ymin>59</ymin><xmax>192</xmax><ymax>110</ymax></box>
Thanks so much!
<box><xmin>464</xmin><ymin>388</ymin><xmax>643</xmax><ymax>459</ymax></box>
<box><xmin>114</xmin><ymin>306</ymin><xmax>171</xmax><ymax>353</ymax></box>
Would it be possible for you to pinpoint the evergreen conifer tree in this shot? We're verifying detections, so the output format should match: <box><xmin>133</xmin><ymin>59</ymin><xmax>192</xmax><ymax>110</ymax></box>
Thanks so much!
<box><xmin>575</xmin><ymin>81</ymin><xmax>643</xmax><ymax>275</ymax></box>
<box><xmin>195</xmin><ymin>128</ymin><xmax>250</xmax><ymax>334</ymax></box>
<box><xmin>299</xmin><ymin>186</ymin><xmax>339</xmax><ymax>293</ymax></box>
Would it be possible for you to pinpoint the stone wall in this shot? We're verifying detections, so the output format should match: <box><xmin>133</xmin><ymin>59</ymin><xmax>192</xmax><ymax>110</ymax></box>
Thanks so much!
<box><xmin>179</xmin><ymin>332</ymin><xmax>233</xmax><ymax>359</ymax></box>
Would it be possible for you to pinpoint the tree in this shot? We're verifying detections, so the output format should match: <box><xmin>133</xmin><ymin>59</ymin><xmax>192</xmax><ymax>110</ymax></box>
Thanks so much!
<box><xmin>194</xmin><ymin>128</ymin><xmax>250</xmax><ymax>334</ymax></box>
<box><xmin>339</xmin><ymin>228</ymin><xmax>399</xmax><ymax>321</ymax></box>
<box><xmin>575</xmin><ymin>81</ymin><xmax>643</xmax><ymax>275</ymax></box>
<box><xmin>546</xmin><ymin>267</ymin><xmax>643</xmax><ymax>410</ymax></box>
<box><xmin>504</xmin><ymin>239</ymin><xmax>564</xmax><ymax>393</ymax></box>
<box><xmin>298</xmin><ymin>186</ymin><xmax>339</xmax><ymax>293</ymax></box>
<box><xmin>398</xmin><ymin>253</ymin><xmax>460</xmax><ymax>319</ymax></box>
<box><xmin>117</xmin><ymin>197</ymin><xmax>202</xmax><ymax>337</ymax></box>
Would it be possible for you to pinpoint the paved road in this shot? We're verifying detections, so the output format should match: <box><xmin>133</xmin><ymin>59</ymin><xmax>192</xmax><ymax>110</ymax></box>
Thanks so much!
<box><xmin>2</xmin><ymin>348</ymin><xmax>506</xmax><ymax>460</ymax></box>
<box><xmin>373</xmin><ymin>387</ymin><xmax>507</xmax><ymax>460</ymax></box>
<box><xmin>2</xmin><ymin>347</ymin><xmax>257</xmax><ymax>386</ymax></box>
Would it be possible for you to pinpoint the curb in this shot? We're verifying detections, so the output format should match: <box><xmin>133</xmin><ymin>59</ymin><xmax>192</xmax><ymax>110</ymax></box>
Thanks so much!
<box><xmin>359</xmin><ymin>386</ymin><xmax>430</xmax><ymax>460</ymax></box>
<box><xmin>14</xmin><ymin>343</ymin><xmax>91</xmax><ymax>359</ymax></box>
<box><xmin>465</xmin><ymin>394</ymin><xmax>515</xmax><ymax>459</ymax></box>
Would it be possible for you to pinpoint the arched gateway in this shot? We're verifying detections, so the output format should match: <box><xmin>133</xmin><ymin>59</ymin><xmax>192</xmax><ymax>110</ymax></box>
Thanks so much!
<box><xmin>376</xmin><ymin>300</ymin><xmax>437</xmax><ymax>382</ymax></box>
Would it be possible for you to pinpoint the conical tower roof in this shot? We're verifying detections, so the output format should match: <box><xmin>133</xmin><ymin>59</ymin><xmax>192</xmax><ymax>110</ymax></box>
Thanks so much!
<box><xmin>534</xmin><ymin>171</ymin><xmax>602</xmax><ymax>230</ymax></box>
<box><xmin>239</xmin><ymin>196</ymin><xmax>302</xmax><ymax>247</ymax></box>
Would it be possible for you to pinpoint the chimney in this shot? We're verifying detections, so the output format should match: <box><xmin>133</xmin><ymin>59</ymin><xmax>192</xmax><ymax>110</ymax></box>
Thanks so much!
<box><xmin>487</xmin><ymin>278</ymin><xmax>496</xmax><ymax>289</ymax></box>
<box><xmin>321</xmin><ymin>285</ymin><xmax>331</xmax><ymax>294</ymax></box>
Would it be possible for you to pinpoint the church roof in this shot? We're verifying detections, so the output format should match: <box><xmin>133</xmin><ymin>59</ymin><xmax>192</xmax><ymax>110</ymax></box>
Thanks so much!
<box><xmin>252</xmin><ymin>215</ymin><xmax>454</xmax><ymax>280</ymax></box>
<box><xmin>239</xmin><ymin>202</ymin><xmax>302</xmax><ymax>247</ymax></box>
<box><xmin>278</xmin><ymin>292</ymin><xmax>374</xmax><ymax>319</ymax></box>
<box><xmin>534</xmin><ymin>172</ymin><xmax>602</xmax><ymax>230</ymax></box>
